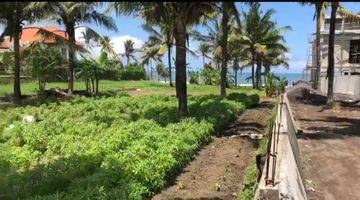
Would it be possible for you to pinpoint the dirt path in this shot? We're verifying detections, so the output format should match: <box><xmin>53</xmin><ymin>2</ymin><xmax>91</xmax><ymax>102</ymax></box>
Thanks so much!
<box><xmin>152</xmin><ymin>101</ymin><xmax>274</xmax><ymax>200</ymax></box>
<box><xmin>287</xmin><ymin>87</ymin><xmax>360</xmax><ymax>200</ymax></box>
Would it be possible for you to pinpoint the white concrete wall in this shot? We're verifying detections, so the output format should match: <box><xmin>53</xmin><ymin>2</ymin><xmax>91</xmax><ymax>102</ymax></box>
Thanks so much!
<box><xmin>256</xmin><ymin>95</ymin><xmax>307</xmax><ymax>200</ymax></box>
<box><xmin>320</xmin><ymin>75</ymin><xmax>360</xmax><ymax>95</ymax></box>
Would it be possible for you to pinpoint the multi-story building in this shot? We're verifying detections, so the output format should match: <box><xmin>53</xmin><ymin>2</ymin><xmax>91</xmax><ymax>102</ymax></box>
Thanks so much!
<box><xmin>307</xmin><ymin>15</ymin><xmax>360</xmax><ymax>96</ymax></box>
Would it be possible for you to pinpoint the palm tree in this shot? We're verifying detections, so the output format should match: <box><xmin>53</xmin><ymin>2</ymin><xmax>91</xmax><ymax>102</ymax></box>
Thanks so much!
<box><xmin>0</xmin><ymin>2</ymin><xmax>42</xmax><ymax>104</ymax></box>
<box><xmin>301</xmin><ymin>2</ymin><xmax>329</xmax><ymax>90</ymax></box>
<box><xmin>113</xmin><ymin>2</ymin><xmax>215</xmax><ymax>116</ymax></box>
<box><xmin>325</xmin><ymin>4</ymin><xmax>360</xmax><ymax>106</ymax></box>
<box><xmin>197</xmin><ymin>42</ymin><xmax>211</xmax><ymax>69</ymax></box>
<box><xmin>142</xmin><ymin>22</ymin><xmax>175</xmax><ymax>86</ymax></box>
<box><xmin>30</xmin><ymin>2</ymin><xmax>117</xmax><ymax>95</ymax></box>
<box><xmin>141</xmin><ymin>41</ymin><xmax>163</xmax><ymax>80</ymax></box>
<box><xmin>262</xmin><ymin>48</ymin><xmax>289</xmax><ymax>84</ymax></box>
<box><xmin>236</xmin><ymin>3</ymin><xmax>290</xmax><ymax>89</ymax></box>
<box><xmin>218</xmin><ymin>2</ymin><xmax>242</xmax><ymax>98</ymax></box>
<box><xmin>122</xmin><ymin>39</ymin><xmax>138</xmax><ymax>65</ymax></box>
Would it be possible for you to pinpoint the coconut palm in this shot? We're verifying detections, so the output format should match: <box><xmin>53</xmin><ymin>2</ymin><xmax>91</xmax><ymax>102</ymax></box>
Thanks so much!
<box><xmin>262</xmin><ymin>48</ymin><xmax>289</xmax><ymax>84</ymax></box>
<box><xmin>121</xmin><ymin>39</ymin><xmax>138</xmax><ymax>65</ymax></box>
<box><xmin>113</xmin><ymin>2</ymin><xmax>215</xmax><ymax>116</ymax></box>
<box><xmin>235</xmin><ymin>3</ymin><xmax>290</xmax><ymax>89</ymax></box>
<box><xmin>0</xmin><ymin>2</ymin><xmax>44</xmax><ymax>104</ymax></box>
<box><xmin>141</xmin><ymin>41</ymin><xmax>163</xmax><ymax>80</ymax></box>
<box><xmin>29</xmin><ymin>2</ymin><xmax>117</xmax><ymax>95</ymax></box>
<box><xmin>218</xmin><ymin>2</ymin><xmax>242</xmax><ymax>98</ymax></box>
<box><xmin>197</xmin><ymin>42</ymin><xmax>212</xmax><ymax>69</ymax></box>
<box><xmin>325</xmin><ymin>3</ymin><xmax>360</xmax><ymax>106</ymax></box>
<box><xmin>301</xmin><ymin>3</ymin><xmax>329</xmax><ymax>90</ymax></box>
<box><xmin>142</xmin><ymin>22</ymin><xmax>175</xmax><ymax>86</ymax></box>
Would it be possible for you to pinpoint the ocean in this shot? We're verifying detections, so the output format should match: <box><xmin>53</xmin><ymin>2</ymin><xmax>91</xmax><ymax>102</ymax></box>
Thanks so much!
<box><xmin>147</xmin><ymin>70</ymin><xmax>310</xmax><ymax>85</ymax></box>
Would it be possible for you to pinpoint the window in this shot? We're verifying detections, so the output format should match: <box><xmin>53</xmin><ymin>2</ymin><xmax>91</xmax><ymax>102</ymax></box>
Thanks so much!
<box><xmin>349</xmin><ymin>40</ymin><xmax>360</xmax><ymax>64</ymax></box>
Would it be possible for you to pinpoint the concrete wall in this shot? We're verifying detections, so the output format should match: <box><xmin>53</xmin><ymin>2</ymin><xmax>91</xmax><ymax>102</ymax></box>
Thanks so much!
<box><xmin>320</xmin><ymin>75</ymin><xmax>360</xmax><ymax>95</ymax></box>
<box><xmin>256</xmin><ymin>94</ymin><xmax>307</xmax><ymax>200</ymax></box>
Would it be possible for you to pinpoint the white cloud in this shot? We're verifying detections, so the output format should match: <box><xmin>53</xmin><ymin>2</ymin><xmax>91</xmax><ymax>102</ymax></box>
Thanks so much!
<box><xmin>74</xmin><ymin>27</ymin><xmax>144</xmax><ymax>60</ymax></box>
<box><xmin>111</xmin><ymin>35</ymin><xmax>144</xmax><ymax>55</ymax></box>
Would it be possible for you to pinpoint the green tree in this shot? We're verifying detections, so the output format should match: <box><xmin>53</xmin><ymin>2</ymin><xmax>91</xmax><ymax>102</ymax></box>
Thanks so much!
<box><xmin>25</xmin><ymin>42</ymin><xmax>64</xmax><ymax>98</ymax></box>
<box><xmin>0</xmin><ymin>2</ymin><xmax>43</xmax><ymax>104</ymax></box>
<box><xmin>196</xmin><ymin>42</ymin><xmax>211</xmax><ymax>69</ymax></box>
<box><xmin>31</xmin><ymin>2</ymin><xmax>117</xmax><ymax>95</ymax></box>
<box><xmin>113</xmin><ymin>2</ymin><xmax>215</xmax><ymax>116</ymax></box>
<box><xmin>121</xmin><ymin>39</ymin><xmax>138</xmax><ymax>65</ymax></box>
<box><xmin>235</xmin><ymin>3</ymin><xmax>290</xmax><ymax>89</ymax></box>
<box><xmin>301</xmin><ymin>2</ymin><xmax>329</xmax><ymax>90</ymax></box>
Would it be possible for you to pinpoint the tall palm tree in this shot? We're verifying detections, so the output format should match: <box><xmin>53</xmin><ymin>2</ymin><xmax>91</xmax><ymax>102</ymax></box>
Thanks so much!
<box><xmin>301</xmin><ymin>2</ymin><xmax>329</xmax><ymax>90</ymax></box>
<box><xmin>122</xmin><ymin>39</ymin><xmax>137</xmax><ymax>65</ymax></box>
<box><xmin>236</xmin><ymin>3</ymin><xmax>290</xmax><ymax>89</ymax></box>
<box><xmin>325</xmin><ymin>4</ymin><xmax>360</xmax><ymax>106</ymax></box>
<box><xmin>113</xmin><ymin>2</ymin><xmax>215</xmax><ymax>116</ymax></box>
<box><xmin>262</xmin><ymin>48</ymin><xmax>289</xmax><ymax>84</ymax></box>
<box><xmin>141</xmin><ymin>41</ymin><xmax>163</xmax><ymax>80</ymax></box>
<box><xmin>30</xmin><ymin>2</ymin><xmax>117</xmax><ymax>95</ymax></box>
<box><xmin>196</xmin><ymin>42</ymin><xmax>211</xmax><ymax>69</ymax></box>
<box><xmin>142</xmin><ymin>22</ymin><xmax>175</xmax><ymax>86</ymax></box>
<box><xmin>0</xmin><ymin>2</ymin><xmax>42</xmax><ymax>104</ymax></box>
<box><xmin>218</xmin><ymin>2</ymin><xmax>242</xmax><ymax>98</ymax></box>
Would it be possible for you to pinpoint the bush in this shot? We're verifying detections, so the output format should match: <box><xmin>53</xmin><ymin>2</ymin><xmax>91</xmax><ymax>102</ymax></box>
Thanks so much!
<box><xmin>226</xmin><ymin>92</ymin><xmax>260</xmax><ymax>108</ymax></box>
<box><xmin>118</xmin><ymin>63</ymin><xmax>146</xmax><ymax>80</ymax></box>
<box><xmin>0</xmin><ymin>93</ymin><xmax>255</xmax><ymax>199</ymax></box>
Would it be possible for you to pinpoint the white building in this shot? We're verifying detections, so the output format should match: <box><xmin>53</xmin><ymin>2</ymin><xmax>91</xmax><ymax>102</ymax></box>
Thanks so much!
<box><xmin>307</xmin><ymin>15</ymin><xmax>360</xmax><ymax>96</ymax></box>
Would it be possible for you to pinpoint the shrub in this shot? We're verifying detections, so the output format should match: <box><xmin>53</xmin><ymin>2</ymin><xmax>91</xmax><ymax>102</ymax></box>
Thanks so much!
<box><xmin>226</xmin><ymin>92</ymin><xmax>260</xmax><ymax>108</ymax></box>
<box><xmin>0</xmin><ymin>92</ymin><xmax>255</xmax><ymax>199</ymax></box>
<box><xmin>118</xmin><ymin>63</ymin><xmax>146</xmax><ymax>80</ymax></box>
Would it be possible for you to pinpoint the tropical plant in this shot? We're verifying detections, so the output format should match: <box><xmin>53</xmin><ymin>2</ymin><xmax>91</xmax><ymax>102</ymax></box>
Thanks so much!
<box><xmin>25</xmin><ymin>42</ymin><xmax>65</xmax><ymax>97</ymax></box>
<box><xmin>264</xmin><ymin>72</ymin><xmax>287</xmax><ymax>97</ymax></box>
<box><xmin>0</xmin><ymin>2</ymin><xmax>44</xmax><ymax>104</ymax></box>
<box><xmin>202</xmin><ymin>63</ymin><xmax>221</xmax><ymax>85</ymax></box>
<box><xmin>196</xmin><ymin>42</ymin><xmax>211</xmax><ymax>70</ymax></box>
<box><xmin>30</xmin><ymin>2</ymin><xmax>117</xmax><ymax>95</ymax></box>
<box><xmin>155</xmin><ymin>62</ymin><xmax>169</xmax><ymax>82</ymax></box>
<box><xmin>234</xmin><ymin>3</ymin><xmax>290</xmax><ymax>89</ymax></box>
<box><xmin>300</xmin><ymin>2</ymin><xmax>329</xmax><ymax>90</ymax></box>
<box><xmin>189</xmin><ymin>70</ymin><xmax>201</xmax><ymax>84</ymax></box>
<box><xmin>121</xmin><ymin>39</ymin><xmax>138</xmax><ymax>65</ymax></box>
<box><xmin>142</xmin><ymin>22</ymin><xmax>175</xmax><ymax>86</ymax></box>
<box><xmin>113</xmin><ymin>2</ymin><xmax>216</xmax><ymax>116</ymax></box>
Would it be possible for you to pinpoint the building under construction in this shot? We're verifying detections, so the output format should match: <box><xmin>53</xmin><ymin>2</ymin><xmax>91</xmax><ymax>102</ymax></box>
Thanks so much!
<box><xmin>306</xmin><ymin>14</ymin><xmax>360</xmax><ymax>96</ymax></box>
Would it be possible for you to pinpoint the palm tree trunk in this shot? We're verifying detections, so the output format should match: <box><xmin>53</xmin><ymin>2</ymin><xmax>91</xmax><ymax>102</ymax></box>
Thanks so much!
<box><xmin>175</xmin><ymin>17</ymin><xmax>188</xmax><ymax>117</ymax></box>
<box><xmin>326</xmin><ymin>3</ymin><xmax>338</xmax><ymax>105</ymax></box>
<box><xmin>256</xmin><ymin>61</ymin><xmax>261</xmax><ymax>89</ymax></box>
<box><xmin>264</xmin><ymin>65</ymin><xmax>270</xmax><ymax>84</ymax></box>
<box><xmin>220</xmin><ymin>2</ymin><xmax>229</xmax><ymax>99</ymax></box>
<box><xmin>202</xmin><ymin>54</ymin><xmax>205</xmax><ymax>69</ymax></box>
<box><xmin>314</xmin><ymin>3</ymin><xmax>322</xmax><ymax>90</ymax></box>
<box><xmin>13</xmin><ymin>26</ymin><xmax>21</xmax><ymax>104</ymax></box>
<box><xmin>234</xmin><ymin>68</ymin><xmax>238</xmax><ymax>87</ymax></box>
<box><xmin>168</xmin><ymin>46</ymin><xmax>173</xmax><ymax>87</ymax></box>
<box><xmin>95</xmin><ymin>77</ymin><xmax>99</xmax><ymax>95</ymax></box>
<box><xmin>67</xmin><ymin>26</ymin><xmax>75</xmax><ymax>96</ymax></box>
<box><xmin>251</xmin><ymin>61</ymin><xmax>255</xmax><ymax>89</ymax></box>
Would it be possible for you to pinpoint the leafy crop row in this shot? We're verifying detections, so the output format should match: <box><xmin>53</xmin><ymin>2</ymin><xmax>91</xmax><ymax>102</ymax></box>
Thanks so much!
<box><xmin>0</xmin><ymin>92</ymin><xmax>259</xmax><ymax>199</ymax></box>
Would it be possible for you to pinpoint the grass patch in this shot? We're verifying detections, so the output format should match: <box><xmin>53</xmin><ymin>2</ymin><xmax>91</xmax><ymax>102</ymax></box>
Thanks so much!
<box><xmin>0</xmin><ymin>80</ymin><xmax>264</xmax><ymax>98</ymax></box>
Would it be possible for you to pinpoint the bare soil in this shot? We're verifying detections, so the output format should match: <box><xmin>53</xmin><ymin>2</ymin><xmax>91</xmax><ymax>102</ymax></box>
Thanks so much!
<box><xmin>287</xmin><ymin>86</ymin><xmax>360</xmax><ymax>200</ymax></box>
<box><xmin>152</xmin><ymin>101</ymin><xmax>274</xmax><ymax>200</ymax></box>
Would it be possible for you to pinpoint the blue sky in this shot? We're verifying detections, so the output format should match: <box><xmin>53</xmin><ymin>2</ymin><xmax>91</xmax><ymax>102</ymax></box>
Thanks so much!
<box><xmin>2</xmin><ymin>2</ymin><xmax>360</xmax><ymax>73</ymax></box>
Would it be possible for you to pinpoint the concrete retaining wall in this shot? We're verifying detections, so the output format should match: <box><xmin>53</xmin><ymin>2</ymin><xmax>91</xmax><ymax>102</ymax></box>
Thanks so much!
<box><xmin>255</xmin><ymin>94</ymin><xmax>307</xmax><ymax>200</ymax></box>
<box><xmin>320</xmin><ymin>75</ymin><xmax>360</xmax><ymax>95</ymax></box>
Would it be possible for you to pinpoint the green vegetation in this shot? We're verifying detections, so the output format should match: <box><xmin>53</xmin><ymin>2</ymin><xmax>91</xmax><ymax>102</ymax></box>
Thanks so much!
<box><xmin>0</xmin><ymin>80</ymin><xmax>264</xmax><ymax>98</ymax></box>
<box><xmin>0</xmin><ymin>91</ymin><xmax>259</xmax><ymax>199</ymax></box>
<box><xmin>239</xmin><ymin>101</ymin><xmax>278</xmax><ymax>200</ymax></box>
